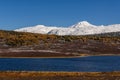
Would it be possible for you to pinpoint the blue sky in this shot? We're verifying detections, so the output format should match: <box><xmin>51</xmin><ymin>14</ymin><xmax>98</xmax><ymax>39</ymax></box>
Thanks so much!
<box><xmin>0</xmin><ymin>0</ymin><xmax>120</xmax><ymax>30</ymax></box>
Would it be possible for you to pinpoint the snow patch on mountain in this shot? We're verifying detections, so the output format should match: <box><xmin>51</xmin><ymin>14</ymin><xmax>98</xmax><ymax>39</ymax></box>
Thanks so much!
<box><xmin>15</xmin><ymin>21</ymin><xmax>120</xmax><ymax>35</ymax></box>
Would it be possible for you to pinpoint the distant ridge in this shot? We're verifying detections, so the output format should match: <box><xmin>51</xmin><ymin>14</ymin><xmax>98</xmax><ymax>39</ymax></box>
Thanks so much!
<box><xmin>15</xmin><ymin>21</ymin><xmax>120</xmax><ymax>35</ymax></box>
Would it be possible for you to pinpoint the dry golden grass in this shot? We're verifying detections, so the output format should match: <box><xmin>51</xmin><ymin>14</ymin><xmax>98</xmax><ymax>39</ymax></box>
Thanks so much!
<box><xmin>0</xmin><ymin>71</ymin><xmax>120</xmax><ymax>80</ymax></box>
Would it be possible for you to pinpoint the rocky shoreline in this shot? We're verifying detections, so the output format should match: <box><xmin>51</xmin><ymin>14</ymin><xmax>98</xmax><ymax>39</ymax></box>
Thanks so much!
<box><xmin>0</xmin><ymin>47</ymin><xmax>120</xmax><ymax>58</ymax></box>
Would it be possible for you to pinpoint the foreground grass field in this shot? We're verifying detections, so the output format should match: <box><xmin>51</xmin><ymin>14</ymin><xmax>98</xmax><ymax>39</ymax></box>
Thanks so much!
<box><xmin>0</xmin><ymin>71</ymin><xmax>120</xmax><ymax>80</ymax></box>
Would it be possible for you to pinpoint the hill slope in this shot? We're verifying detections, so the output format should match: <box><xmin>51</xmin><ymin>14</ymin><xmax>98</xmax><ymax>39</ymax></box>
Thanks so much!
<box><xmin>0</xmin><ymin>30</ymin><xmax>120</xmax><ymax>57</ymax></box>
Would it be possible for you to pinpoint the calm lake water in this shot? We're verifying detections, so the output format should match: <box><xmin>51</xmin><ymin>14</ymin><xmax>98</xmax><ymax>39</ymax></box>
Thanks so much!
<box><xmin>0</xmin><ymin>56</ymin><xmax>120</xmax><ymax>72</ymax></box>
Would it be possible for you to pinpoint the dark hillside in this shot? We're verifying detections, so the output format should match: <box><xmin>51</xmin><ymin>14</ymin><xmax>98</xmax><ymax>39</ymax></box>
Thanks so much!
<box><xmin>0</xmin><ymin>30</ymin><xmax>120</xmax><ymax>57</ymax></box>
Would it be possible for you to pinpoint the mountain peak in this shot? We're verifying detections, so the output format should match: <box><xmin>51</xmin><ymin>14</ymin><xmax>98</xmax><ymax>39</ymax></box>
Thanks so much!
<box><xmin>70</xmin><ymin>21</ymin><xmax>94</xmax><ymax>28</ymax></box>
<box><xmin>77</xmin><ymin>21</ymin><xmax>92</xmax><ymax>26</ymax></box>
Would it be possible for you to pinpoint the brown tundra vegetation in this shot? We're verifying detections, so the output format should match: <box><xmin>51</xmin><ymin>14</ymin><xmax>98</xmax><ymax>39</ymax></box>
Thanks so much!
<box><xmin>0</xmin><ymin>71</ymin><xmax>120</xmax><ymax>80</ymax></box>
<box><xmin>0</xmin><ymin>30</ymin><xmax>120</xmax><ymax>57</ymax></box>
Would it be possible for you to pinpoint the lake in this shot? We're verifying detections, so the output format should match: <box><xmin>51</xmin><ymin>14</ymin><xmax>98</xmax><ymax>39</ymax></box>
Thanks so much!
<box><xmin>0</xmin><ymin>56</ymin><xmax>120</xmax><ymax>72</ymax></box>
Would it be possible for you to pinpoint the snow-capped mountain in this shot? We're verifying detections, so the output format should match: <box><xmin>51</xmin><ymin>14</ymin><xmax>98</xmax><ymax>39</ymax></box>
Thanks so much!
<box><xmin>15</xmin><ymin>25</ymin><xmax>58</xmax><ymax>34</ymax></box>
<box><xmin>15</xmin><ymin>21</ymin><xmax>120</xmax><ymax>35</ymax></box>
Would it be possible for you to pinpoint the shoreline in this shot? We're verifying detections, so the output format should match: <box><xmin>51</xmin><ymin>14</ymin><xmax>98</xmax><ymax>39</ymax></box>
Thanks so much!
<box><xmin>0</xmin><ymin>71</ymin><xmax>120</xmax><ymax>80</ymax></box>
<box><xmin>1</xmin><ymin>71</ymin><xmax>120</xmax><ymax>74</ymax></box>
<box><xmin>0</xmin><ymin>54</ymin><xmax>120</xmax><ymax>58</ymax></box>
